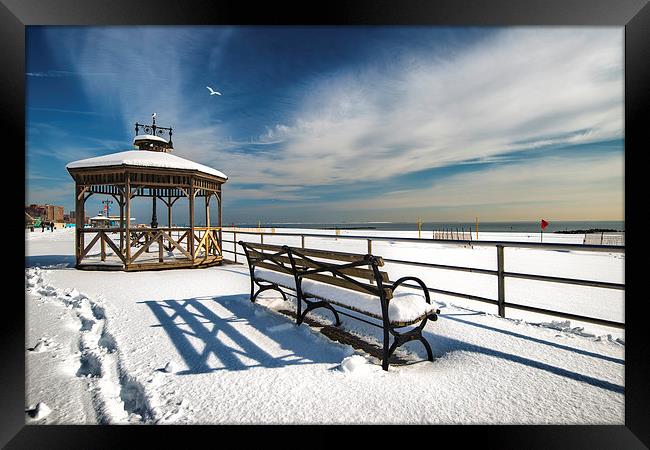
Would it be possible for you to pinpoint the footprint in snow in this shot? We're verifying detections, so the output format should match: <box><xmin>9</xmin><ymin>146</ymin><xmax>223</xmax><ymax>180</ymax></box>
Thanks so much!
<box><xmin>26</xmin><ymin>402</ymin><xmax>52</xmax><ymax>420</ymax></box>
<box><xmin>160</xmin><ymin>361</ymin><xmax>177</xmax><ymax>374</ymax></box>
<box><xmin>27</xmin><ymin>339</ymin><xmax>51</xmax><ymax>353</ymax></box>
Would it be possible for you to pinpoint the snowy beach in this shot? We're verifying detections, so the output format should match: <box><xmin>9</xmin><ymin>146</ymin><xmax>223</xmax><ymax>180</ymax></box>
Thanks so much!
<box><xmin>25</xmin><ymin>227</ymin><xmax>624</xmax><ymax>424</ymax></box>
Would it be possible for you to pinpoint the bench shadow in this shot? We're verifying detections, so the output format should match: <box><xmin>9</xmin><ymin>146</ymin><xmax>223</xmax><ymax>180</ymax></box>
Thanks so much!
<box><xmin>140</xmin><ymin>294</ymin><xmax>345</xmax><ymax>375</ymax></box>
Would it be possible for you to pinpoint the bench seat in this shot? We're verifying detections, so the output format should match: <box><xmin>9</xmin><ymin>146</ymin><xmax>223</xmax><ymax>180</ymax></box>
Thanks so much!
<box><xmin>254</xmin><ymin>267</ymin><xmax>437</xmax><ymax>326</ymax></box>
<box><xmin>254</xmin><ymin>267</ymin><xmax>296</xmax><ymax>290</ymax></box>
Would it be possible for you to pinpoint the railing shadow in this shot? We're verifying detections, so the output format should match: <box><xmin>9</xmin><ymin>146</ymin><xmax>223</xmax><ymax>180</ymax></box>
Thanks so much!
<box><xmin>140</xmin><ymin>294</ymin><xmax>345</xmax><ymax>375</ymax></box>
<box><xmin>440</xmin><ymin>314</ymin><xmax>624</xmax><ymax>365</ymax></box>
<box><xmin>421</xmin><ymin>327</ymin><xmax>624</xmax><ymax>395</ymax></box>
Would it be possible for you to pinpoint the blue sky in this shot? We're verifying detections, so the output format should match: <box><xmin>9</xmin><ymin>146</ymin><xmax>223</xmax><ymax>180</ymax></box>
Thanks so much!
<box><xmin>26</xmin><ymin>26</ymin><xmax>624</xmax><ymax>225</ymax></box>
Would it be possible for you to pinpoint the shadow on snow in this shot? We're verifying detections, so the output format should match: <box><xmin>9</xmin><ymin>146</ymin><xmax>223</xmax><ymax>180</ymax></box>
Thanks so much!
<box><xmin>25</xmin><ymin>255</ymin><xmax>76</xmax><ymax>268</ymax></box>
<box><xmin>140</xmin><ymin>294</ymin><xmax>345</xmax><ymax>375</ymax></box>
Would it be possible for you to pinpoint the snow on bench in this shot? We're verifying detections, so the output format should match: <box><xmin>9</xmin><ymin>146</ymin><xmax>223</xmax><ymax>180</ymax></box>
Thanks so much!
<box><xmin>240</xmin><ymin>241</ymin><xmax>439</xmax><ymax>370</ymax></box>
<box><xmin>253</xmin><ymin>267</ymin><xmax>436</xmax><ymax>325</ymax></box>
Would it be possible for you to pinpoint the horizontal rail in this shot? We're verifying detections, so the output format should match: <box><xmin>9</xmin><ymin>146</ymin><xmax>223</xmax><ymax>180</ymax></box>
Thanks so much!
<box><xmin>504</xmin><ymin>302</ymin><xmax>624</xmax><ymax>329</ymax></box>
<box><xmin>503</xmin><ymin>271</ymin><xmax>624</xmax><ymax>290</ymax></box>
<box><xmin>398</xmin><ymin>281</ymin><xmax>498</xmax><ymax>305</ymax></box>
<box><xmin>382</xmin><ymin>256</ymin><xmax>497</xmax><ymax>275</ymax></box>
<box><xmin>79</xmin><ymin>226</ymin><xmax>221</xmax><ymax>233</ymax></box>
<box><xmin>222</xmin><ymin>238</ymin><xmax>624</xmax><ymax>291</ymax></box>
<box><xmin>396</xmin><ymin>282</ymin><xmax>623</xmax><ymax>329</ymax></box>
<box><xmin>222</xmin><ymin>230</ymin><xmax>625</xmax><ymax>329</ymax></box>
<box><xmin>221</xmin><ymin>229</ymin><xmax>625</xmax><ymax>253</ymax></box>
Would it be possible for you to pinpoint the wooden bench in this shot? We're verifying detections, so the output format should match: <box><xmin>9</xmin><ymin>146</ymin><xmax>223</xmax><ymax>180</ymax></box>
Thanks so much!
<box><xmin>239</xmin><ymin>241</ymin><xmax>439</xmax><ymax>371</ymax></box>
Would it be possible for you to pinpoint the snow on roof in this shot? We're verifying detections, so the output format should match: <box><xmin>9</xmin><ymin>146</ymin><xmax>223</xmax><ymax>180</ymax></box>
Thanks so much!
<box><xmin>66</xmin><ymin>150</ymin><xmax>228</xmax><ymax>180</ymax></box>
<box><xmin>133</xmin><ymin>134</ymin><xmax>169</xmax><ymax>144</ymax></box>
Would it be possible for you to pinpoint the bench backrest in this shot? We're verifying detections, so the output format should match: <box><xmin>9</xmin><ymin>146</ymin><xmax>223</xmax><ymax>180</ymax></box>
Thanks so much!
<box><xmin>239</xmin><ymin>241</ymin><xmax>393</xmax><ymax>300</ymax></box>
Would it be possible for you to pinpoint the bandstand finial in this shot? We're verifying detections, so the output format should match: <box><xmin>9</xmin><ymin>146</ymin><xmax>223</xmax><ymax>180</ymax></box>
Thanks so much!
<box><xmin>134</xmin><ymin>114</ymin><xmax>173</xmax><ymax>153</ymax></box>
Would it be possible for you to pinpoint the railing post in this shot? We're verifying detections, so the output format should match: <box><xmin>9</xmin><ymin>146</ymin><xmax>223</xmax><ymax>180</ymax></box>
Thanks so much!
<box><xmin>100</xmin><ymin>231</ymin><xmax>106</xmax><ymax>261</ymax></box>
<box><xmin>367</xmin><ymin>239</ymin><xmax>372</xmax><ymax>255</ymax></box>
<box><xmin>260</xmin><ymin>233</ymin><xmax>264</xmax><ymax>245</ymax></box>
<box><xmin>158</xmin><ymin>233</ymin><xmax>163</xmax><ymax>262</ymax></box>
<box><xmin>233</xmin><ymin>231</ymin><xmax>237</xmax><ymax>263</ymax></box>
<box><xmin>497</xmin><ymin>245</ymin><xmax>505</xmax><ymax>318</ymax></box>
<box><xmin>301</xmin><ymin>235</ymin><xmax>305</xmax><ymax>248</ymax></box>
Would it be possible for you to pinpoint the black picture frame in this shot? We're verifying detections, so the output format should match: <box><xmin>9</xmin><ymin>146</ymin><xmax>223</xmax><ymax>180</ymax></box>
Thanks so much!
<box><xmin>4</xmin><ymin>0</ymin><xmax>648</xmax><ymax>447</ymax></box>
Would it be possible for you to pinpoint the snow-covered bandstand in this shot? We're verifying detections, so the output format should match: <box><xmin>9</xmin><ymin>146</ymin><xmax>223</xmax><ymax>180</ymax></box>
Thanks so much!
<box><xmin>66</xmin><ymin>116</ymin><xmax>228</xmax><ymax>271</ymax></box>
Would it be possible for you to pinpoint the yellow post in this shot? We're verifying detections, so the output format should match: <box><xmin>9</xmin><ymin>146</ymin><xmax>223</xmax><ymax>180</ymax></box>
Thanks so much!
<box><xmin>416</xmin><ymin>217</ymin><xmax>423</xmax><ymax>239</ymax></box>
<box><xmin>475</xmin><ymin>217</ymin><xmax>479</xmax><ymax>239</ymax></box>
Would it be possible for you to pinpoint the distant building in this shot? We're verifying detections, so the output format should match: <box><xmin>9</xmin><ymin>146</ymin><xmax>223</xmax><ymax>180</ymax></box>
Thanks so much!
<box><xmin>25</xmin><ymin>203</ymin><xmax>64</xmax><ymax>223</ymax></box>
<box><xmin>48</xmin><ymin>205</ymin><xmax>64</xmax><ymax>222</ymax></box>
<box><xmin>25</xmin><ymin>204</ymin><xmax>47</xmax><ymax>220</ymax></box>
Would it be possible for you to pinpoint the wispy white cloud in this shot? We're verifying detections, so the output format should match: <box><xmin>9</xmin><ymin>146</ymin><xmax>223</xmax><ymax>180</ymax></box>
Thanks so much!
<box><xmin>216</xmin><ymin>27</ymin><xmax>623</xmax><ymax>188</ymax></box>
<box><xmin>37</xmin><ymin>27</ymin><xmax>623</xmax><ymax>218</ymax></box>
<box><xmin>28</xmin><ymin>107</ymin><xmax>110</xmax><ymax>116</ymax></box>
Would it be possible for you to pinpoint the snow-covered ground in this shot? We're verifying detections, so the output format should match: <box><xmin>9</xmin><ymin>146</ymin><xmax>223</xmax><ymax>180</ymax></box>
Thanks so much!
<box><xmin>25</xmin><ymin>227</ymin><xmax>624</xmax><ymax>424</ymax></box>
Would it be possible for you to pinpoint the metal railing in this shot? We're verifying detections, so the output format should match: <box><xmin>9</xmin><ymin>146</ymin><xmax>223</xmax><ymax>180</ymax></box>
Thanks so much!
<box><xmin>220</xmin><ymin>229</ymin><xmax>625</xmax><ymax>329</ymax></box>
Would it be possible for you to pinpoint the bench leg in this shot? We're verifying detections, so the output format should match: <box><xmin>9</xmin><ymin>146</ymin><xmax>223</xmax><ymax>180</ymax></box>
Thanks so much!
<box><xmin>297</xmin><ymin>298</ymin><xmax>341</xmax><ymax>327</ymax></box>
<box><xmin>383</xmin><ymin>319</ymin><xmax>434</xmax><ymax>369</ymax></box>
<box><xmin>251</xmin><ymin>283</ymin><xmax>286</xmax><ymax>303</ymax></box>
<box><xmin>382</xmin><ymin>328</ymin><xmax>391</xmax><ymax>371</ymax></box>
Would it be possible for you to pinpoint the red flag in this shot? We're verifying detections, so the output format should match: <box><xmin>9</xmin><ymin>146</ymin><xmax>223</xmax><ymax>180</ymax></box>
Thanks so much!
<box><xmin>541</xmin><ymin>219</ymin><xmax>549</xmax><ymax>230</ymax></box>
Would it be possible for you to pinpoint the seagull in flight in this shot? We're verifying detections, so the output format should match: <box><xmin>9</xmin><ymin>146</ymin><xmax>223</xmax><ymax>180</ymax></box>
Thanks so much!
<box><xmin>206</xmin><ymin>86</ymin><xmax>222</xmax><ymax>96</ymax></box>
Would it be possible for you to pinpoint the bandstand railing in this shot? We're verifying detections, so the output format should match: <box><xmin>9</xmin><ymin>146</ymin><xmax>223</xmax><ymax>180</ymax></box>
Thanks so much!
<box><xmin>76</xmin><ymin>226</ymin><xmax>222</xmax><ymax>269</ymax></box>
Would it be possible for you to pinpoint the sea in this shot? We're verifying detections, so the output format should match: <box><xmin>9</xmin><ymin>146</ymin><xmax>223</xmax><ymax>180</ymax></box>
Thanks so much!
<box><xmin>226</xmin><ymin>220</ymin><xmax>624</xmax><ymax>233</ymax></box>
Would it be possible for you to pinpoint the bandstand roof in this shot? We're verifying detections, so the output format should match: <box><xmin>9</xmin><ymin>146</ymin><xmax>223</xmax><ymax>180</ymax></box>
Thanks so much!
<box><xmin>66</xmin><ymin>150</ymin><xmax>228</xmax><ymax>180</ymax></box>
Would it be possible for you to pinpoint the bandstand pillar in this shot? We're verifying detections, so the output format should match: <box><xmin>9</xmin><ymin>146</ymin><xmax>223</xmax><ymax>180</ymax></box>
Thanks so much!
<box><xmin>125</xmin><ymin>173</ymin><xmax>131</xmax><ymax>264</ymax></box>
<box><xmin>75</xmin><ymin>183</ymin><xmax>85</xmax><ymax>265</ymax></box>
<box><xmin>189</xmin><ymin>180</ymin><xmax>195</xmax><ymax>259</ymax></box>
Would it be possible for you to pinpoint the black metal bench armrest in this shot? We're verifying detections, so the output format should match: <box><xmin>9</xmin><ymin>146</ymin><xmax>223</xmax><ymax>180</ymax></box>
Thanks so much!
<box><xmin>391</xmin><ymin>276</ymin><xmax>431</xmax><ymax>303</ymax></box>
<box><xmin>391</xmin><ymin>276</ymin><xmax>441</xmax><ymax>319</ymax></box>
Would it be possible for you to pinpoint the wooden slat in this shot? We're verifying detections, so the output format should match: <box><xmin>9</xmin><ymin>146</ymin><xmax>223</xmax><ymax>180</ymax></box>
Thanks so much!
<box><xmin>76</xmin><ymin>186</ymin><xmax>90</xmax><ymax>201</ymax></box>
<box><xmin>207</xmin><ymin>231</ymin><xmax>221</xmax><ymax>254</ymax></box>
<box><xmin>245</xmin><ymin>243</ymin><xmax>387</xmax><ymax>281</ymax></box>
<box><xmin>244</xmin><ymin>242</ymin><xmax>383</xmax><ymax>265</ymax></box>
<box><xmin>102</xmin><ymin>233</ymin><xmax>127</xmax><ymax>265</ymax></box>
<box><xmin>195</xmin><ymin>232</ymin><xmax>209</xmax><ymax>255</ymax></box>
<box><xmin>159</xmin><ymin>230</ymin><xmax>192</xmax><ymax>260</ymax></box>
<box><xmin>129</xmin><ymin>230</ymin><xmax>163</xmax><ymax>263</ymax></box>
<box><xmin>255</xmin><ymin>260</ymin><xmax>294</xmax><ymax>274</ymax></box>
<box><xmin>80</xmin><ymin>232</ymin><xmax>102</xmax><ymax>260</ymax></box>
<box><xmin>254</xmin><ymin>261</ymin><xmax>393</xmax><ymax>300</ymax></box>
<box><xmin>255</xmin><ymin>253</ymin><xmax>388</xmax><ymax>282</ymax></box>
<box><xmin>302</xmin><ymin>272</ymin><xmax>393</xmax><ymax>300</ymax></box>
